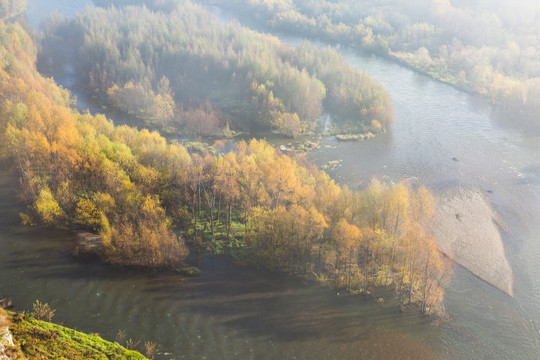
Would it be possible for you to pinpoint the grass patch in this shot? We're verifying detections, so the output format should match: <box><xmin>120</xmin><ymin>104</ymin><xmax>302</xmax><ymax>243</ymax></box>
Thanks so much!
<box><xmin>335</xmin><ymin>132</ymin><xmax>376</xmax><ymax>141</ymax></box>
<box><xmin>5</xmin><ymin>310</ymin><xmax>147</xmax><ymax>359</ymax></box>
<box><xmin>188</xmin><ymin>211</ymin><xmax>248</xmax><ymax>258</ymax></box>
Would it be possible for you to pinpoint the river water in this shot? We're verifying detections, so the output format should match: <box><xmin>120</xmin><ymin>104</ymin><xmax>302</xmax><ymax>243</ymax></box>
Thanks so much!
<box><xmin>1</xmin><ymin>1</ymin><xmax>539</xmax><ymax>358</ymax></box>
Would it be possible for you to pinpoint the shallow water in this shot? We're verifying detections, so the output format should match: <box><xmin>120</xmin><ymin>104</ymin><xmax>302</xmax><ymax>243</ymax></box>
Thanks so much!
<box><xmin>4</xmin><ymin>1</ymin><xmax>540</xmax><ymax>358</ymax></box>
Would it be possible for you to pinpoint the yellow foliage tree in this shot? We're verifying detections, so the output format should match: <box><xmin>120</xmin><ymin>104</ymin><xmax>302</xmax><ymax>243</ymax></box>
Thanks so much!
<box><xmin>75</xmin><ymin>199</ymin><xmax>102</xmax><ymax>231</ymax></box>
<box><xmin>35</xmin><ymin>187</ymin><xmax>64</xmax><ymax>226</ymax></box>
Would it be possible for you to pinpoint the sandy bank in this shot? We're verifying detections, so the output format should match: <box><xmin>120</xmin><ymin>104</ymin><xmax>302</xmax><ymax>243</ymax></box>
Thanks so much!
<box><xmin>431</xmin><ymin>187</ymin><xmax>513</xmax><ymax>296</ymax></box>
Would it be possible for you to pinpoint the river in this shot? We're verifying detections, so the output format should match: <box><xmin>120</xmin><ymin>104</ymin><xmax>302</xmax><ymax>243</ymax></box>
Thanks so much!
<box><xmin>2</xmin><ymin>0</ymin><xmax>539</xmax><ymax>358</ymax></box>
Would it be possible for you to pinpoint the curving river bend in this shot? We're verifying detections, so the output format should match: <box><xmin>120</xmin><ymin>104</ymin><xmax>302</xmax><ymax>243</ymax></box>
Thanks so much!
<box><xmin>1</xmin><ymin>1</ymin><xmax>539</xmax><ymax>358</ymax></box>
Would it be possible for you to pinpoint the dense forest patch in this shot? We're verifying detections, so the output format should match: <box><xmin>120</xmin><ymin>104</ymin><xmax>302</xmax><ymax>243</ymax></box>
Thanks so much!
<box><xmin>40</xmin><ymin>0</ymin><xmax>393</xmax><ymax>137</ymax></box>
<box><xmin>197</xmin><ymin>0</ymin><xmax>540</xmax><ymax>115</ymax></box>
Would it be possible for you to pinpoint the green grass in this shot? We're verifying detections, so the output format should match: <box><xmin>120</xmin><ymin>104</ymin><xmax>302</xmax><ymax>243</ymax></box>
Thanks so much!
<box><xmin>188</xmin><ymin>210</ymin><xmax>247</xmax><ymax>258</ymax></box>
<box><xmin>4</xmin><ymin>310</ymin><xmax>147</xmax><ymax>359</ymax></box>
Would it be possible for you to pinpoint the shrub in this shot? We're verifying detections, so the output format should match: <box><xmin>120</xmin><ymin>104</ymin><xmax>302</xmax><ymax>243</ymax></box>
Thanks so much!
<box><xmin>31</xmin><ymin>300</ymin><xmax>55</xmax><ymax>322</ymax></box>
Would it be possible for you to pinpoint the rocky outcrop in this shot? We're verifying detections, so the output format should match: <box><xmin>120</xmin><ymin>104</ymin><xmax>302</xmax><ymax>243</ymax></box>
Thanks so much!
<box><xmin>0</xmin><ymin>312</ymin><xmax>15</xmax><ymax>360</ymax></box>
<box><xmin>431</xmin><ymin>187</ymin><xmax>513</xmax><ymax>296</ymax></box>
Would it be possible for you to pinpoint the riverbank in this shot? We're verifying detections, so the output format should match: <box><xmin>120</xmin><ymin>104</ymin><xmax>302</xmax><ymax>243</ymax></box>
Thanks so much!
<box><xmin>0</xmin><ymin>308</ymin><xmax>146</xmax><ymax>359</ymax></box>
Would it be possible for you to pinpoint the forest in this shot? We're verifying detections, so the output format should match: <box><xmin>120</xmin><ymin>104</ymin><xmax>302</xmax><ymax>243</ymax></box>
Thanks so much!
<box><xmin>39</xmin><ymin>0</ymin><xmax>393</xmax><ymax>137</ymax></box>
<box><xmin>198</xmin><ymin>0</ymin><xmax>540</xmax><ymax>114</ymax></box>
<box><xmin>0</xmin><ymin>18</ymin><xmax>449</xmax><ymax>314</ymax></box>
<box><xmin>0</xmin><ymin>0</ymin><xmax>25</xmax><ymax>21</ymax></box>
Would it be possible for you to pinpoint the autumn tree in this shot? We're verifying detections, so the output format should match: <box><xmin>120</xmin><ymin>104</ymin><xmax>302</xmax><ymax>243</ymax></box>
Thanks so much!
<box><xmin>214</xmin><ymin>152</ymin><xmax>240</xmax><ymax>241</ymax></box>
<box><xmin>333</xmin><ymin>219</ymin><xmax>361</xmax><ymax>291</ymax></box>
<box><xmin>75</xmin><ymin>198</ymin><xmax>102</xmax><ymax>231</ymax></box>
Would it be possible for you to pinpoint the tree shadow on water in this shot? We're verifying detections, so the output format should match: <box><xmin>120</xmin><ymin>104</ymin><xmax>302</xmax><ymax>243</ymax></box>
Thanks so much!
<box><xmin>142</xmin><ymin>257</ymin><xmax>432</xmax><ymax>349</ymax></box>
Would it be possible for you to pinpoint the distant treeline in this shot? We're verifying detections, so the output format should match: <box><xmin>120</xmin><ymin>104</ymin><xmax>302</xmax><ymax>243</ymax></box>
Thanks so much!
<box><xmin>197</xmin><ymin>0</ymin><xmax>540</xmax><ymax>114</ymax></box>
<box><xmin>93</xmin><ymin>0</ymin><xmax>177</xmax><ymax>11</ymax></box>
<box><xmin>40</xmin><ymin>1</ymin><xmax>393</xmax><ymax>137</ymax></box>
<box><xmin>1</xmin><ymin>20</ymin><xmax>448</xmax><ymax>314</ymax></box>
<box><xmin>0</xmin><ymin>0</ymin><xmax>25</xmax><ymax>20</ymax></box>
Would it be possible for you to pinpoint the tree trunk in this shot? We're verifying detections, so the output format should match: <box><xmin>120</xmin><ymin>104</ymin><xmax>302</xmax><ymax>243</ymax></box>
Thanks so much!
<box><xmin>217</xmin><ymin>195</ymin><xmax>222</xmax><ymax>224</ymax></box>
<box><xmin>194</xmin><ymin>197</ymin><xmax>198</xmax><ymax>236</ymax></box>
<box><xmin>205</xmin><ymin>188</ymin><xmax>215</xmax><ymax>236</ymax></box>
<box><xmin>364</xmin><ymin>248</ymin><xmax>369</xmax><ymax>291</ymax></box>
<box><xmin>227</xmin><ymin>202</ymin><xmax>232</xmax><ymax>241</ymax></box>
<box><xmin>209</xmin><ymin>201</ymin><xmax>214</xmax><ymax>235</ymax></box>
<box><xmin>421</xmin><ymin>255</ymin><xmax>430</xmax><ymax>313</ymax></box>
